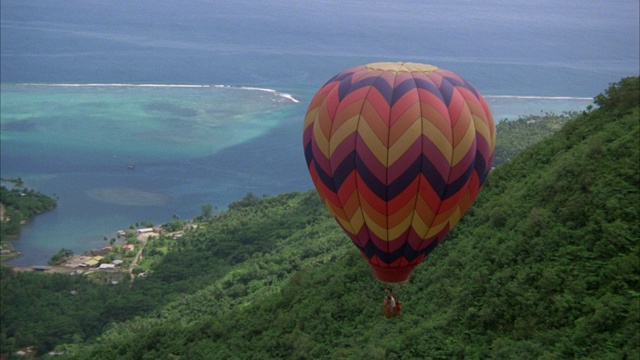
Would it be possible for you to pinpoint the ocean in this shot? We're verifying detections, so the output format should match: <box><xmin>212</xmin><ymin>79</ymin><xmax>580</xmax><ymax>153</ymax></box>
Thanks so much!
<box><xmin>1</xmin><ymin>0</ymin><xmax>638</xmax><ymax>265</ymax></box>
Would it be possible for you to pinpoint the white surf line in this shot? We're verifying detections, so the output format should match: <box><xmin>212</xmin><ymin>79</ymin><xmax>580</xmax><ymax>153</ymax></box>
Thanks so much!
<box><xmin>17</xmin><ymin>83</ymin><xmax>211</xmax><ymax>88</ymax></box>
<box><xmin>13</xmin><ymin>83</ymin><xmax>300</xmax><ymax>103</ymax></box>
<box><xmin>16</xmin><ymin>85</ymin><xmax>587</xmax><ymax>103</ymax></box>
<box><xmin>484</xmin><ymin>95</ymin><xmax>593</xmax><ymax>101</ymax></box>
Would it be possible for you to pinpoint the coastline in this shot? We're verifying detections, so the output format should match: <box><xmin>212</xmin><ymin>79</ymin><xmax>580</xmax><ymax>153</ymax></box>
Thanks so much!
<box><xmin>3</xmin><ymin>227</ymin><xmax>167</xmax><ymax>281</ymax></box>
<box><xmin>0</xmin><ymin>241</ymin><xmax>21</xmax><ymax>263</ymax></box>
<box><xmin>1</xmin><ymin>180</ymin><xmax>58</xmax><ymax>264</ymax></box>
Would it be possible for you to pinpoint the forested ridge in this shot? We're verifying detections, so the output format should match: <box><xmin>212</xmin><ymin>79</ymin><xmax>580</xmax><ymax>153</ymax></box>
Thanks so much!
<box><xmin>1</xmin><ymin>78</ymin><xmax>638</xmax><ymax>359</ymax></box>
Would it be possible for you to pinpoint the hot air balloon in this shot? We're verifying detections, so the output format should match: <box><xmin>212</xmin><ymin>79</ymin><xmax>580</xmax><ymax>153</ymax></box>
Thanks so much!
<box><xmin>303</xmin><ymin>62</ymin><xmax>495</xmax><ymax>283</ymax></box>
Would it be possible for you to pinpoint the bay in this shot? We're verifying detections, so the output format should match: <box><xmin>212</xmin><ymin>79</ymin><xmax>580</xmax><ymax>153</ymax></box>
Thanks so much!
<box><xmin>1</xmin><ymin>84</ymin><xmax>308</xmax><ymax>265</ymax></box>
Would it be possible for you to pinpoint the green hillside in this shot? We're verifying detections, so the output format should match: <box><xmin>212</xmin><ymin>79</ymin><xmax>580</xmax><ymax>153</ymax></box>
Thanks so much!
<box><xmin>1</xmin><ymin>78</ymin><xmax>638</xmax><ymax>359</ymax></box>
<box><xmin>493</xmin><ymin>111</ymin><xmax>578</xmax><ymax>166</ymax></box>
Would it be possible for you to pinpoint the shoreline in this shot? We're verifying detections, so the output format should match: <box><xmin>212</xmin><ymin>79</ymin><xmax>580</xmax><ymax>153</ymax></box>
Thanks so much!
<box><xmin>0</xmin><ymin>241</ymin><xmax>22</xmax><ymax>263</ymax></box>
<box><xmin>2</xmin><ymin>228</ymin><xmax>161</xmax><ymax>279</ymax></box>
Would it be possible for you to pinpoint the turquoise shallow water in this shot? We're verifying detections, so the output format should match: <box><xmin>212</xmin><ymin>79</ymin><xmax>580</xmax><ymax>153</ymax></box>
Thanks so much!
<box><xmin>1</xmin><ymin>84</ymin><xmax>593</xmax><ymax>265</ymax></box>
<box><xmin>1</xmin><ymin>84</ymin><xmax>296</xmax><ymax>160</ymax></box>
<box><xmin>1</xmin><ymin>84</ymin><xmax>308</xmax><ymax>265</ymax></box>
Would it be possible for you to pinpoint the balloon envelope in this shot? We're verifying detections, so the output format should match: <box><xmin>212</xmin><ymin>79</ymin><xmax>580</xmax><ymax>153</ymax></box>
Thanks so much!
<box><xmin>303</xmin><ymin>62</ymin><xmax>495</xmax><ymax>282</ymax></box>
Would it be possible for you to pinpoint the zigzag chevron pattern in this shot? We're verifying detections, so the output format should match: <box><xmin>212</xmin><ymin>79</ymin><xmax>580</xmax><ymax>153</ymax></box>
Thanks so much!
<box><xmin>303</xmin><ymin>62</ymin><xmax>495</xmax><ymax>282</ymax></box>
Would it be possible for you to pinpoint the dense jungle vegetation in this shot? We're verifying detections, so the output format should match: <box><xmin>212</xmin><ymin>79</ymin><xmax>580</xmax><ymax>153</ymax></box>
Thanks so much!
<box><xmin>1</xmin><ymin>77</ymin><xmax>638</xmax><ymax>359</ymax></box>
<box><xmin>492</xmin><ymin>111</ymin><xmax>578</xmax><ymax>165</ymax></box>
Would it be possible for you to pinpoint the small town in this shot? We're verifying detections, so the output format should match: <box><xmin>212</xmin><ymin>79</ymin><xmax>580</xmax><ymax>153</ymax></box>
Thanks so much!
<box><xmin>4</xmin><ymin>224</ymin><xmax>192</xmax><ymax>282</ymax></box>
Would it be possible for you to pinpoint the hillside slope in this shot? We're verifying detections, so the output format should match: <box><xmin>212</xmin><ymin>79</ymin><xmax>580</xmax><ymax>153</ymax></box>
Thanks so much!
<box><xmin>65</xmin><ymin>77</ymin><xmax>639</xmax><ymax>359</ymax></box>
<box><xmin>492</xmin><ymin>112</ymin><xmax>577</xmax><ymax>166</ymax></box>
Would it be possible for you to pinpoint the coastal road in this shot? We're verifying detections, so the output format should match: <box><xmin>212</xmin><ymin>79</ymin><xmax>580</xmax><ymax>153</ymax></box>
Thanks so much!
<box><xmin>128</xmin><ymin>233</ymin><xmax>151</xmax><ymax>281</ymax></box>
<box><xmin>9</xmin><ymin>265</ymin><xmax>126</xmax><ymax>275</ymax></box>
